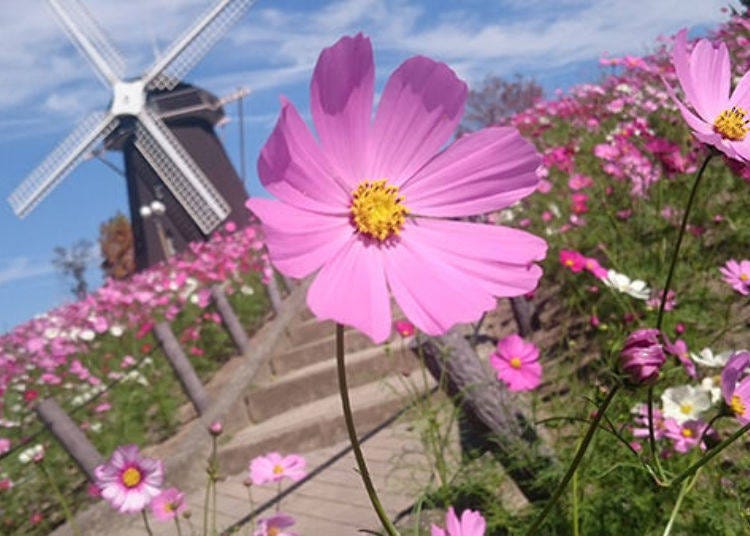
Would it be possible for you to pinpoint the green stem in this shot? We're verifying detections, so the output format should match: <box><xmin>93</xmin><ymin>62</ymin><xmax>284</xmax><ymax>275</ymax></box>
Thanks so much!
<box><xmin>141</xmin><ymin>510</ymin><xmax>154</xmax><ymax>536</ymax></box>
<box><xmin>335</xmin><ymin>324</ymin><xmax>400</xmax><ymax>536</ymax></box>
<box><xmin>210</xmin><ymin>435</ymin><xmax>218</xmax><ymax>536</ymax></box>
<box><xmin>646</xmin><ymin>150</ymin><xmax>713</xmax><ymax>481</ymax></box>
<box><xmin>38</xmin><ymin>462</ymin><xmax>81</xmax><ymax>536</ymax></box>
<box><xmin>175</xmin><ymin>516</ymin><xmax>184</xmax><ymax>536</ymax></box>
<box><xmin>655</xmin><ymin>150</ymin><xmax>713</xmax><ymax>331</ymax></box>
<box><xmin>524</xmin><ymin>384</ymin><xmax>621</xmax><ymax>536</ymax></box>
<box><xmin>662</xmin><ymin>471</ymin><xmax>699</xmax><ymax>536</ymax></box>
<box><xmin>572</xmin><ymin>463</ymin><xmax>580</xmax><ymax>536</ymax></box>
<box><xmin>670</xmin><ymin>420</ymin><xmax>750</xmax><ymax>487</ymax></box>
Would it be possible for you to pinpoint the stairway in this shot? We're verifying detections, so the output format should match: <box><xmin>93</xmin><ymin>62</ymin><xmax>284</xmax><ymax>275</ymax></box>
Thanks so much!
<box><xmin>216</xmin><ymin>309</ymin><xmax>432</xmax><ymax>476</ymax></box>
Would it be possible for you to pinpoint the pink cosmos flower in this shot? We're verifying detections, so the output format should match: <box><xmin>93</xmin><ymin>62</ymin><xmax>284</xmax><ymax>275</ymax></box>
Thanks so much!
<box><xmin>249</xmin><ymin>452</ymin><xmax>306</xmax><ymax>486</ymax></box>
<box><xmin>664</xmin><ymin>338</ymin><xmax>696</xmax><ymax>378</ymax></box>
<box><xmin>431</xmin><ymin>506</ymin><xmax>486</xmax><ymax>536</ymax></box>
<box><xmin>631</xmin><ymin>404</ymin><xmax>667</xmax><ymax>441</ymax></box>
<box><xmin>150</xmin><ymin>487</ymin><xmax>187</xmax><ymax>522</ymax></box>
<box><xmin>665</xmin><ymin>29</ymin><xmax>750</xmax><ymax>161</ymax></box>
<box><xmin>246</xmin><ymin>34</ymin><xmax>546</xmax><ymax>343</ymax></box>
<box><xmin>94</xmin><ymin>444</ymin><xmax>164</xmax><ymax>514</ymax></box>
<box><xmin>560</xmin><ymin>250</ymin><xmax>586</xmax><ymax>273</ymax></box>
<box><xmin>721</xmin><ymin>350</ymin><xmax>750</xmax><ymax>423</ymax></box>
<box><xmin>583</xmin><ymin>257</ymin><xmax>608</xmax><ymax>279</ymax></box>
<box><xmin>664</xmin><ymin>419</ymin><xmax>708</xmax><ymax>453</ymax></box>
<box><xmin>253</xmin><ymin>513</ymin><xmax>297</xmax><ymax>536</ymax></box>
<box><xmin>719</xmin><ymin>259</ymin><xmax>750</xmax><ymax>295</ymax></box>
<box><xmin>489</xmin><ymin>333</ymin><xmax>542</xmax><ymax>391</ymax></box>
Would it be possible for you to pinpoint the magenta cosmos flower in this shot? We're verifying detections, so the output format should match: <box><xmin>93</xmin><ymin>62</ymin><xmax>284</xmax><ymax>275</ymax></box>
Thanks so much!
<box><xmin>246</xmin><ymin>34</ymin><xmax>546</xmax><ymax>343</ymax></box>
<box><xmin>666</xmin><ymin>29</ymin><xmax>750</xmax><ymax>161</ymax></box>
<box><xmin>619</xmin><ymin>329</ymin><xmax>666</xmax><ymax>385</ymax></box>
<box><xmin>150</xmin><ymin>487</ymin><xmax>187</xmax><ymax>521</ymax></box>
<box><xmin>94</xmin><ymin>444</ymin><xmax>164</xmax><ymax>514</ymax></box>
<box><xmin>431</xmin><ymin>506</ymin><xmax>486</xmax><ymax>536</ymax></box>
<box><xmin>249</xmin><ymin>452</ymin><xmax>307</xmax><ymax>485</ymax></box>
<box><xmin>720</xmin><ymin>259</ymin><xmax>750</xmax><ymax>296</ymax></box>
<box><xmin>489</xmin><ymin>333</ymin><xmax>542</xmax><ymax>391</ymax></box>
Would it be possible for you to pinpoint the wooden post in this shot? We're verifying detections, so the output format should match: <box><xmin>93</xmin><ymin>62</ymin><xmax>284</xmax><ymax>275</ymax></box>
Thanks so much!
<box><xmin>211</xmin><ymin>285</ymin><xmax>251</xmax><ymax>354</ymax></box>
<box><xmin>509</xmin><ymin>296</ymin><xmax>538</xmax><ymax>336</ymax></box>
<box><xmin>35</xmin><ymin>398</ymin><xmax>104</xmax><ymax>481</ymax></box>
<box><xmin>265</xmin><ymin>272</ymin><xmax>283</xmax><ymax>313</ymax></box>
<box><xmin>153</xmin><ymin>322</ymin><xmax>210</xmax><ymax>415</ymax></box>
<box><xmin>412</xmin><ymin>329</ymin><xmax>557</xmax><ymax>502</ymax></box>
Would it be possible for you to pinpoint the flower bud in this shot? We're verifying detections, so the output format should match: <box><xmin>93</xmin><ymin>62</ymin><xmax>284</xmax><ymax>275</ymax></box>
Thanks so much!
<box><xmin>208</xmin><ymin>421</ymin><xmax>223</xmax><ymax>437</ymax></box>
<box><xmin>620</xmin><ymin>329</ymin><xmax>666</xmax><ymax>385</ymax></box>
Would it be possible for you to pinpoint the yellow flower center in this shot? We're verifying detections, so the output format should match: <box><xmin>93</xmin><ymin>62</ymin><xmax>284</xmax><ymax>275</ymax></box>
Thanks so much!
<box><xmin>564</xmin><ymin>259</ymin><xmax>574</xmax><ymax>267</ymax></box>
<box><xmin>121</xmin><ymin>467</ymin><xmax>142</xmax><ymax>489</ymax></box>
<box><xmin>741</xmin><ymin>273</ymin><xmax>749</xmax><ymax>282</ymax></box>
<box><xmin>679</xmin><ymin>403</ymin><xmax>693</xmax><ymax>415</ymax></box>
<box><xmin>731</xmin><ymin>394</ymin><xmax>746</xmax><ymax>416</ymax></box>
<box><xmin>681</xmin><ymin>427</ymin><xmax>693</xmax><ymax>438</ymax></box>
<box><xmin>713</xmin><ymin>106</ymin><xmax>750</xmax><ymax>141</ymax></box>
<box><xmin>272</xmin><ymin>464</ymin><xmax>284</xmax><ymax>475</ymax></box>
<box><xmin>268</xmin><ymin>528</ymin><xmax>280</xmax><ymax>536</ymax></box>
<box><xmin>350</xmin><ymin>180</ymin><xmax>408</xmax><ymax>241</ymax></box>
<box><xmin>509</xmin><ymin>357</ymin><xmax>522</xmax><ymax>369</ymax></box>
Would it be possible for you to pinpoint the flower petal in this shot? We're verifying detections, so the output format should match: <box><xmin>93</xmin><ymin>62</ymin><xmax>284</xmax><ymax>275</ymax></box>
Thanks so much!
<box><xmin>306</xmin><ymin>237</ymin><xmax>391</xmax><ymax>343</ymax></box>
<box><xmin>384</xmin><ymin>234</ymin><xmax>496</xmax><ymax>336</ymax></box>
<box><xmin>689</xmin><ymin>38</ymin><xmax>730</xmax><ymax>120</ymax></box>
<box><xmin>370</xmin><ymin>56</ymin><xmax>467</xmax><ymax>185</ymax></box>
<box><xmin>401</xmin><ymin>218</ymin><xmax>546</xmax><ymax>297</ymax></box>
<box><xmin>403</xmin><ymin>127</ymin><xmax>540</xmax><ymax>217</ymax></box>
<box><xmin>258</xmin><ymin>97</ymin><xmax>349</xmax><ymax>212</ymax></box>
<box><xmin>310</xmin><ymin>33</ymin><xmax>374</xmax><ymax>187</ymax></box>
<box><xmin>246</xmin><ymin>198</ymin><xmax>352</xmax><ymax>278</ymax></box>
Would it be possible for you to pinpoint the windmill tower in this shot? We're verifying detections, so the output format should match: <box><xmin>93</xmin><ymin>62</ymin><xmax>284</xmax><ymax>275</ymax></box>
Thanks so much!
<box><xmin>8</xmin><ymin>0</ymin><xmax>256</xmax><ymax>270</ymax></box>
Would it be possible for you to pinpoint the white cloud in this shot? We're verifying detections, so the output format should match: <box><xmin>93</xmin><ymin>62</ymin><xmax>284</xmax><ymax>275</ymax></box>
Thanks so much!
<box><xmin>0</xmin><ymin>258</ymin><xmax>55</xmax><ymax>286</ymax></box>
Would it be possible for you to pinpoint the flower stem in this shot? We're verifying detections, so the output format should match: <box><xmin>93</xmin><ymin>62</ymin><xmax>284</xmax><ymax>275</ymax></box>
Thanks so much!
<box><xmin>37</xmin><ymin>462</ymin><xmax>81</xmax><ymax>536</ymax></box>
<box><xmin>670</xmin><ymin>420</ymin><xmax>750</xmax><ymax>487</ymax></box>
<box><xmin>662</xmin><ymin>471</ymin><xmax>699</xmax><ymax>536</ymax></box>
<box><xmin>524</xmin><ymin>384</ymin><xmax>621</xmax><ymax>536</ymax></box>
<box><xmin>646</xmin><ymin>386</ymin><xmax>664</xmax><ymax>479</ymax></box>
<box><xmin>335</xmin><ymin>324</ymin><xmax>400</xmax><ymax>536</ymax></box>
<box><xmin>175</xmin><ymin>516</ymin><xmax>184</xmax><ymax>536</ymax></box>
<box><xmin>141</xmin><ymin>510</ymin><xmax>154</xmax><ymax>536</ymax></box>
<box><xmin>656</xmin><ymin>150</ymin><xmax>713</xmax><ymax>331</ymax></box>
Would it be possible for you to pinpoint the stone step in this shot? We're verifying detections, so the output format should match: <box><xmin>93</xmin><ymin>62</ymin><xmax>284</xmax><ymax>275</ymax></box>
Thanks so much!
<box><xmin>269</xmin><ymin>328</ymin><xmax>378</xmax><ymax>375</ymax></box>
<box><xmin>218</xmin><ymin>372</ymin><xmax>436</xmax><ymax>476</ymax></box>
<box><xmin>245</xmin><ymin>340</ymin><xmax>416</xmax><ymax>423</ymax></box>
<box><xmin>284</xmin><ymin>316</ymin><xmax>338</xmax><ymax>346</ymax></box>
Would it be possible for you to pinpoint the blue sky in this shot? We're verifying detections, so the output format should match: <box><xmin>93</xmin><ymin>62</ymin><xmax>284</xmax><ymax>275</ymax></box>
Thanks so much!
<box><xmin>0</xmin><ymin>0</ymin><xmax>731</xmax><ymax>331</ymax></box>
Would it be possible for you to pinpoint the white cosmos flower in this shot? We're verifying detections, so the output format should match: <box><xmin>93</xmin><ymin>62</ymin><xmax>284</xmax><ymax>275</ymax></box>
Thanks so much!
<box><xmin>109</xmin><ymin>325</ymin><xmax>124</xmax><ymax>338</ymax></box>
<box><xmin>699</xmin><ymin>376</ymin><xmax>722</xmax><ymax>405</ymax></box>
<box><xmin>78</xmin><ymin>329</ymin><xmax>95</xmax><ymax>342</ymax></box>
<box><xmin>691</xmin><ymin>347</ymin><xmax>738</xmax><ymax>368</ymax></box>
<box><xmin>43</xmin><ymin>328</ymin><xmax>60</xmax><ymax>340</ymax></box>
<box><xmin>18</xmin><ymin>444</ymin><xmax>44</xmax><ymax>464</ymax></box>
<box><xmin>240</xmin><ymin>285</ymin><xmax>255</xmax><ymax>296</ymax></box>
<box><xmin>603</xmin><ymin>270</ymin><xmax>651</xmax><ymax>300</ymax></box>
<box><xmin>661</xmin><ymin>385</ymin><xmax>711</xmax><ymax>424</ymax></box>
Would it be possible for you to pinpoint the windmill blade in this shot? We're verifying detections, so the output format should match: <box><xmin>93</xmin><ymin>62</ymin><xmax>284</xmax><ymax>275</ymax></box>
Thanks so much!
<box><xmin>144</xmin><ymin>0</ymin><xmax>256</xmax><ymax>91</ymax></box>
<box><xmin>8</xmin><ymin>111</ymin><xmax>119</xmax><ymax>218</ymax></box>
<box><xmin>135</xmin><ymin>109</ymin><xmax>230</xmax><ymax>234</ymax></box>
<box><xmin>48</xmin><ymin>0</ymin><xmax>125</xmax><ymax>86</ymax></box>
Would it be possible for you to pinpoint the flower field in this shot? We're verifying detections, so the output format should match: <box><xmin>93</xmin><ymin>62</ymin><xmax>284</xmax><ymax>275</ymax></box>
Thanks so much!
<box><xmin>5</xmin><ymin>11</ymin><xmax>750</xmax><ymax>536</ymax></box>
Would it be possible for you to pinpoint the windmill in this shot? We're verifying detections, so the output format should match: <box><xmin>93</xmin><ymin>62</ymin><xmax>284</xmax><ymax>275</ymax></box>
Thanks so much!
<box><xmin>8</xmin><ymin>0</ymin><xmax>256</xmax><ymax>270</ymax></box>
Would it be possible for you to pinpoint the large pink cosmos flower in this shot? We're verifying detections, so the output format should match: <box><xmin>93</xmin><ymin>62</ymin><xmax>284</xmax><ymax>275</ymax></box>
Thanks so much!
<box><xmin>489</xmin><ymin>333</ymin><xmax>542</xmax><ymax>391</ymax></box>
<box><xmin>249</xmin><ymin>452</ymin><xmax>307</xmax><ymax>486</ymax></box>
<box><xmin>431</xmin><ymin>506</ymin><xmax>486</xmax><ymax>536</ymax></box>
<box><xmin>246</xmin><ymin>34</ymin><xmax>547</xmax><ymax>343</ymax></box>
<box><xmin>665</xmin><ymin>29</ymin><xmax>750</xmax><ymax>161</ymax></box>
<box><xmin>94</xmin><ymin>444</ymin><xmax>163</xmax><ymax>514</ymax></box>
